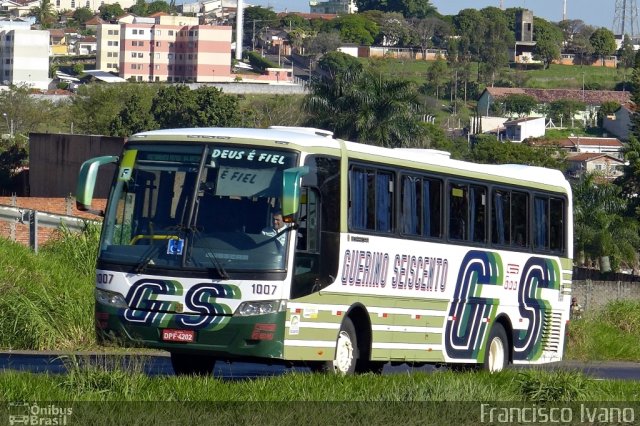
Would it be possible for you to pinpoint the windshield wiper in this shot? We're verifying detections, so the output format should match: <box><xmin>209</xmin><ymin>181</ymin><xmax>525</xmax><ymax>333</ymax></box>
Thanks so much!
<box><xmin>134</xmin><ymin>245</ymin><xmax>159</xmax><ymax>274</ymax></box>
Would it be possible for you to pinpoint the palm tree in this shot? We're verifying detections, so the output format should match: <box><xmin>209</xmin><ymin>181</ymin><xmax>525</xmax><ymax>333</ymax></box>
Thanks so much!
<box><xmin>573</xmin><ymin>172</ymin><xmax>640</xmax><ymax>272</ymax></box>
<box><xmin>30</xmin><ymin>0</ymin><xmax>56</xmax><ymax>29</ymax></box>
<box><xmin>304</xmin><ymin>68</ymin><xmax>423</xmax><ymax>148</ymax></box>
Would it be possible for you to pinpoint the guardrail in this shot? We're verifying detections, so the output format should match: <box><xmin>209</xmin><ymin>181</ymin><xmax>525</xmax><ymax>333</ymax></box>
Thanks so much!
<box><xmin>0</xmin><ymin>205</ymin><xmax>97</xmax><ymax>253</ymax></box>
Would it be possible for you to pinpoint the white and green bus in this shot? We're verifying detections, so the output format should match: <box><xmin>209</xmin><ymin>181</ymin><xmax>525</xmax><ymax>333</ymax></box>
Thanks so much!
<box><xmin>77</xmin><ymin>127</ymin><xmax>573</xmax><ymax>375</ymax></box>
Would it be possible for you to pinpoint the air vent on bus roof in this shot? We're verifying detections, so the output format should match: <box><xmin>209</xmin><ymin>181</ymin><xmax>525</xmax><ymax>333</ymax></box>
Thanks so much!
<box><xmin>268</xmin><ymin>126</ymin><xmax>334</xmax><ymax>138</ymax></box>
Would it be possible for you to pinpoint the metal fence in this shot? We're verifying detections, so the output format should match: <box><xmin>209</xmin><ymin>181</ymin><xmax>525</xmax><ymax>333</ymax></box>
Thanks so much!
<box><xmin>0</xmin><ymin>204</ymin><xmax>96</xmax><ymax>253</ymax></box>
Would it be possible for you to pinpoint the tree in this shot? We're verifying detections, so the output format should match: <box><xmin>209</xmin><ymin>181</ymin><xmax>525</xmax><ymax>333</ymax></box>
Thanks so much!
<box><xmin>533</xmin><ymin>17</ymin><xmax>562</xmax><ymax>69</ymax></box>
<box><xmin>70</xmin><ymin>83</ymin><xmax>159</xmax><ymax>135</ymax></box>
<box><xmin>147</xmin><ymin>0</ymin><xmax>170</xmax><ymax>15</ymax></box>
<box><xmin>409</xmin><ymin>17</ymin><xmax>450</xmax><ymax>55</ymax></box>
<box><xmin>589</xmin><ymin>28</ymin><xmax>617</xmax><ymax>66</ymax></box>
<box><xmin>573</xmin><ymin>172</ymin><xmax>640</xmax><ymax>272</ymax></box>
<box><xmin>569</xmin><ymin>24</ymin><xmax>596</xmax><ymax>62</ymax></box>
<box><xmin>304</xmin><ymin>32</ymin><xmax>342</xmax><ymax>58</ymax></box>
<box><xmin>619</xmin><ymin>34</ymin><xmax>636</xmax><ymax>69</ymax></box>
<box><xmin>365</xmin><ymin>11</ymin><xmax>414</xmax><ymax>47</ymax></box>
<box><xmin>72</xmin><ymin>7</ymin><xmax>94</xmax><ymax>25</ymax></box>
<box><xmin>328</xmin><ymin>14</ymin><xmax>379</xmax><ymax>45</ymax></box>
<box><xmin>425</xmin><ymin>57</ymin><xmax>448</xmax><ymax>99</ymax></box>
<box><xmin>317</xmin><ymin>51</ymin><xmax>363</xmax><ymax>79</ymax></box>
<box><xmin>546</xmin><ymin>99</ymin><xmax>586</xmax><ymax>124</ymax></box>
<box><xmin>478</xmin><ymin>7</ymin><xmax>513</xmax><ymax>85</ymax></box>
<box><xmin>356</xmin><ymin>0</ymin><xmax>438</xmax><ymax>18</ymax></box>
<box><xmin>128</xmin><ymin>0</ymin><xmax>148</xmax><ymax>16</ymax></box>
<box><xmin>304</xmin><ymin>68</ymin><xmax>424</xmax><ymax>147</ymax></box>
<box><xmin>150</xmin><ymin>85</ymin><xmax>242</xmax><ymax>129</ymax></box>
<box><xmin>108</xmin><ymin>95</ymin><xmax>157</xmax><ymax>137</ymax></box>
<box><xmin>469</xmin><ymin>137</ymin><xmax>566</xmax><ymax>169</ymax></box>
<box><xmin>29</xmin><ymin>0</ymin><xmax>55</xmax><ymax>29</ymax></box>
<box><xmin>501</xmin><ymin>94</ymin><xmax>537</xmax><ymax>117</ymax></box>
<box><xmin>244</xmin><ymin>6</ymin><xmax>278</xmax><ymax>46</ymax></box>
<box><xmin>99</xmin><ymin>3</ymin><xmax>124</xmax><ymax>21</ymax></box>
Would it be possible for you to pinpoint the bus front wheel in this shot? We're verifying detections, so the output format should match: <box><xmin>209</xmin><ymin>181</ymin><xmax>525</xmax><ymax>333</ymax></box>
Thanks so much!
<box><xmin>483</xmin><ymin>323</ymin><xmax>509</xmax><ymax>373</ymax></box>
<box><xmin>170</xmin><ymin>352</ymin><xmax>216</xmax><ymax>376</ymax></box>
<box><xmin>309</xmin><ymin>317</ymin><xmax>359</xmax><ymax>375</ymax></box>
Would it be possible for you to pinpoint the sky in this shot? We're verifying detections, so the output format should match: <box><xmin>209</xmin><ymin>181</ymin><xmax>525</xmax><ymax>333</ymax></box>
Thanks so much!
<box><xmin>248</xmin><ymin>0</ymin><xmax>617</xmax><ymax>30</ymax></box>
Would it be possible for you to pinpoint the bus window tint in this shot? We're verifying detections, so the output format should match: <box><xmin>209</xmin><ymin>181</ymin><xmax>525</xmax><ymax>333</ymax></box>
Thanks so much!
<box><xmin>534</xmin><ymin>196</ymin><xmax>549</xmax><ymax>250</ymax></box>
<box><xmin>550</xmin><ymin>197</ymin><xmax>564</xmax><ymax>252</ymax></box>
<box><xmin>448</xmin><ymin>184</ymin><xmax>468</xmax><ymax>240</ymax></box>
<box><xmin>470</xmin><ymin>185</ymin><xmax>487</xmax><ymax>243</ymax></box>
<box><xmin>349</xmin><ymin>166</ymin><xmax>394</xmax><ymax>233</ymax></box>
<box><xmin>401</xmin><ymin>175</ymin><xmax>441</xmax><ymax>238</ymax></box>
<box><xmin>512</xmin><ymin>191</ymin><xmax>529</xmax><ymax>247</ymax></box>
<box><xmin>492</xmin><ymin>190</ymin><xmax>511</xmax><ymax>245</ymax></box>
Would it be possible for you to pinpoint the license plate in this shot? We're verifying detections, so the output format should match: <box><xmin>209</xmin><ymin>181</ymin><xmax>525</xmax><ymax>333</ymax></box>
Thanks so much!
<box><xmin>161</xmin><ymin>329</ymin><xmax>195</xmax><ymax>343</ymax></box>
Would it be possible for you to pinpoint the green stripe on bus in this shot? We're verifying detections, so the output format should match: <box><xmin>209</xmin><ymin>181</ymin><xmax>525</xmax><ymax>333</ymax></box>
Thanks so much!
<box><xmin>286</xmin><ymin>328</ymin><xmax>338</xmax><ymax>341</ymax></box>
<box><xmin>297</xmin><ymin>292</ymin><xmax>450</xmax><ymax>310</ymax></box>
<box><xmin>382</xmin><ymin>316</ymin><xmax>445</xmax><ymax>328</ymax></box>
<box><xmin>284</xmin><ymin>346</ymin><xmax>334</xmax><ymax>361</ymax></box>
<box><xmin>374</xmin><ymin>331</ymin><xmax>442</xmax><ymax>345</ymax></box>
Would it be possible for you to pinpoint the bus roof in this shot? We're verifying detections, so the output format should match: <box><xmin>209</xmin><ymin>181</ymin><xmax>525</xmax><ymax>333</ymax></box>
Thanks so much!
<box><xmin>130</xmin><ymin>127</ymin><xmax>571</xmax><ymax>193</ymax></box>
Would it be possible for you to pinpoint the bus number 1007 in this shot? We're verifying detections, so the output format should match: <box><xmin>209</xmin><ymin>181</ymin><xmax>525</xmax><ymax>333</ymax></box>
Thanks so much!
<box><xmin>252</xmin><ymin>284</ymin><xmax>277</xmax><ymax>295</ymax></box>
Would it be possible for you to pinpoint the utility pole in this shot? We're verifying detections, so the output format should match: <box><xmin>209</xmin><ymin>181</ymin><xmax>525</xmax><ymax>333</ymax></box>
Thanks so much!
<box><xmin>235</xmin><ymin>0</ymin><xmax>243</xmax><ymax>60</ymax></box>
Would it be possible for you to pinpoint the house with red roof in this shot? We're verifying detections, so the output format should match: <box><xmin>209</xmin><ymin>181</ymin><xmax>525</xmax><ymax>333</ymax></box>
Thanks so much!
<box><xmin>566</xmin><ymin>153</ymin><xmax>625</xmax><ymax>180</ymax></box>
<box><xmin>558</xmin><ymin>136</ymin><xmax>625</xmax><ymax>160</ymax></box>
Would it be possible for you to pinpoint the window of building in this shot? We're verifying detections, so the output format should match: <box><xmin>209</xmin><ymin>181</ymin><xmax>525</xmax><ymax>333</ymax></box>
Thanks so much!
<box><xmin>168</xmin><ymin>30</ymin><xmax>174</xmax><ymax>36</ymax></box>
<box><xmin>137</xmin><ymin>52</ymin><xmax>143</xmax><ymax>58</ymax></box>
<box><xmin>139</xmin><ymin>30</ymin><xmax>144</xmax><ymax>35</ymax></box>
<box><xmin>131</xmin><ymin>64</ymin><xmax>136</xmax><ymax>69</ymax></box>
<box><xmin>155</xmin><ymin>53</ymin><xmax>160</xmax><ymax>59</ymax></box>
<box><xmin>155</xmin><ymin>65</ymin><xmax>160</xmax><ymax>70</ymax></box>
<box><xmin>86</xmin><ymin>1</ymin><xmax>89</xmax><ymax>7</ymax></box>
<box><xmin>71</xmin><ymin>0</ymin><xmax>75</xmax><ymax>7</ymax></box>
<box><xmin>133</xmin><ymin>29</ymin><xmax>138</xmax><ymax>35</ymax></box>
<box><xmin>137</xmin><ymin>76</ymin><xmax>143</xmax><ymax>81</ymax></box>
<box><xmin>156</xmin><ymin>30</ymin><xmax>161</xmax><ymax>36</ymax></box>
<box><xmin>155</xmin><ymin>41</ymin><xmax>160</xmax><ymax>47</ymax></box>
<box><xmin>56</xmin><ymin>0</ymin><xmax>60</xmax><ymax>6</ymax></box>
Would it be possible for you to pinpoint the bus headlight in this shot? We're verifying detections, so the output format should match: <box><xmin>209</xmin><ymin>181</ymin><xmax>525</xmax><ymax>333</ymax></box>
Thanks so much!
<box><xmin>235</xmin><ymin>300</ymin><xmax>287</xmax><ymax>317</ymax></box>
<box><xmin>95</xmin><ymin>288</ymin><xmax>128</xmax><ymax>308</ymax></box>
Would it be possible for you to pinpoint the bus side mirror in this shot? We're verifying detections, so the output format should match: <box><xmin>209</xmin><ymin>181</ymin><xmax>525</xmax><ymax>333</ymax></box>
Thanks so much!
<box><xmin>282</xmin><ymin>166</ymin><xmax>309</xmax><ymax>218</ymax></box>
<box><xmin>76</xmin><ymin>155</ymin><xmax>118</xmax><ymax>216</ymax></box>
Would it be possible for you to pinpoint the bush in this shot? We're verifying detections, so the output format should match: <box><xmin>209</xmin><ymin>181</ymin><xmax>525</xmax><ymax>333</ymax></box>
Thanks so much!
<box><xmin>244</xmin><ymin>51</ymin><xmax>278</xmax><ymax>72</ymax></box>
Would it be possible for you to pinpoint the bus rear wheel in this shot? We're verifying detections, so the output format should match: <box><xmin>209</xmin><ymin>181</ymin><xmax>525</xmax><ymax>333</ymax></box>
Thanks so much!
<box><xmin>483</xmin><ymin>323</ymin><xmax>509</xmax><ymax>373</ymax></box>
<box><xmin>309</xmin><ymin>317</ymin><xmax>359</xmax><ymax>375</ymax></box>
<box><xmin>170</xmin><ymin>352</ymin><xmax>216</xmax><ymax>376</ymax></box>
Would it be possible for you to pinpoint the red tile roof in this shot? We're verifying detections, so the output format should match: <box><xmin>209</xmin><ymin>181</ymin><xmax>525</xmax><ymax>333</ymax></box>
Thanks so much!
<box><xmin>566</xmin><ymin>153</ymin><xmax>624</xmax><ymax>163</ymax></box>
<box><xmin>559</xmin><ymin>136</ymin><xmax>624</xmax><ymax>148</ymax></box>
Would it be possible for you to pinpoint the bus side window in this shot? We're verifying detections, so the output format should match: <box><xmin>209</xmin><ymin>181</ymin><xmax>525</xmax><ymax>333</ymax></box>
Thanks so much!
<box><xmin>549</xmin><ymin>197</ymin><xmax>564</xmax><ymax>252</ymax></box>
<box><xmin>449</xmin><ymin>184</ymin><xmax>468</xmax><ymax>241</ymax></box>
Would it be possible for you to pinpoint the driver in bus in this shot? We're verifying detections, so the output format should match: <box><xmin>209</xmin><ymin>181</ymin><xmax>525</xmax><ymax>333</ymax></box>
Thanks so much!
<box><xmin>262</xmin><ymin>210</ymin><xmax>289</xmax><ymax>250</ymax></box>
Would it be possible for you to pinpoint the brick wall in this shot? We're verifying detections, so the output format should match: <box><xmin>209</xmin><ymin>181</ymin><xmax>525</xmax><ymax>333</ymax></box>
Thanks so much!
<box><xmin>0</xmin><ymin>196</ymin><xmax>106</xmax><ymax>247</ymax></box>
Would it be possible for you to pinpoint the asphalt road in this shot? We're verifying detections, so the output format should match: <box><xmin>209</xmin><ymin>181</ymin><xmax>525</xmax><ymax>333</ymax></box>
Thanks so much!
<box><xmin>2</xmin><ymin>351</ymin><xmax>639</xmax><ymax>380</ymax></box>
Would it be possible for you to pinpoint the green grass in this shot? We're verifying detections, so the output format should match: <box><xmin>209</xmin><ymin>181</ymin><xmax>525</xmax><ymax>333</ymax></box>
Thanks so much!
<box><xmin>359</xmin><ymin>58</ymin><xmax>625</xmax><ymax>91</ymax></box>
<box><xmin>522</xmin><ymin>64</ymin><xmax>624</xmax><ymax>90</ymax></box>
<box><xmin>1</xmin><ymin>364</ymin><xmax>638</xmax><ymax>402</ymax></box>
<box><xmin>566</xmin><ymin>300</ymin><xmax>640</xmax><ymax>362</ymax></box>
<box><xmin>0</xmin><ymin>225</ymin><xmax>98</xmax><ymax>351</ymax></box>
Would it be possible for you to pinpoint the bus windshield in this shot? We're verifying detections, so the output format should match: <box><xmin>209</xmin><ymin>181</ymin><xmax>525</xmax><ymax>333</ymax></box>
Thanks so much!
<box><xmin>99</xmin><ymin>143</ymin><xmax>298</xmax><ymax>274</ymax></box>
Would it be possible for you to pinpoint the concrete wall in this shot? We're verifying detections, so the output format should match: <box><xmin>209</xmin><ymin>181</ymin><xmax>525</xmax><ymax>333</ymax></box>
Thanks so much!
<box><xmin>29</xmin><ymin>133</ymin><xmax>124</xmax><ymax>198</ymax></box>
<box><xmin>572</xmin><ymin>280</ymin><xmax>640</xmax><ymax>311</ymax></box>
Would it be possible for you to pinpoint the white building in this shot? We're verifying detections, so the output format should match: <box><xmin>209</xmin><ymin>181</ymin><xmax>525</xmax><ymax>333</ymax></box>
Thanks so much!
<box><xmin>0</xmin><ymin>28</ymin><xmax>49</xmax><ymax>90</ymax></box>
<box><xmin>51</xmin><ymin>0</ymin><xmax>136</xmax><ymax>14</ymax></box>
<box><xmin>309</xmin><ymin>0</ymin><xmax>356</xmax><ymax>14</ymax></box>
<box><xmin>504</xmin><ymin>116</ymin><xmax>546</xmax><ymax>142</ymax></box>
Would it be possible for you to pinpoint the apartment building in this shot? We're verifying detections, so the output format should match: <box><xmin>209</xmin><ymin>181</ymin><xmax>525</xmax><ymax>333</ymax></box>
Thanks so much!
<box><xmin>0</xmin><ymin>28</ymin><xmax>49</xmax><ymax>90</ymax></box>
<box><xmin>119</xmin><ymin>23</ymin><xmax>232</xmax><ymax>82</ymax></box>
<box><xmin>51</xmin><ymin>0</ymin><xmax>136</xmax><ymax>14</ymax></box>
<box><xmin>96</xmin><ymin>24</ymin><xmax>121</xmax><ymax>72</ymax></box>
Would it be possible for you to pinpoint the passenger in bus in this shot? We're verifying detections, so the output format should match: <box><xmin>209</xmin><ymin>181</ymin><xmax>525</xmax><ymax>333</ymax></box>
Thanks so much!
<box><xmin>262</xmin><ymin>210</ymin><xmax>289</xmax><ymax>249</ymax></box>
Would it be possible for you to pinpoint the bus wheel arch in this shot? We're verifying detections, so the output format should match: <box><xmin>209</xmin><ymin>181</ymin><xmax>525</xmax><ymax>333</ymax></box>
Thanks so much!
<box><xmin>483</xmin><ymin>316</ymin><xmax>512</xmax><ymax>373</ymax></box>
<box><xmin>347</xmin><ymin>304</ymin><xmax>384</xmax><ymax>373</ymax></box>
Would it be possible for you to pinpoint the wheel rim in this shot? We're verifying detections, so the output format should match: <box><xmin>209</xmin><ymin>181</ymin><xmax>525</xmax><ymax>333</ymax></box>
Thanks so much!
<box><xmin>488</xmin><ymin>336</ymin><xmax>505</xmax><ymax>373</ymax></box>
<box><xmin>334</xmin><ymin>330</ymin><xmax>354</xmax><ymax>374</ymax></box>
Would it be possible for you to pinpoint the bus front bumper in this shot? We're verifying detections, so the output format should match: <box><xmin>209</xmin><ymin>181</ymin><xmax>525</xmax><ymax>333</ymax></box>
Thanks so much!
<box><xmin>94</xmin><ymin>303</ymin><xmax>285</xmax><ymax>360</ymax></box>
